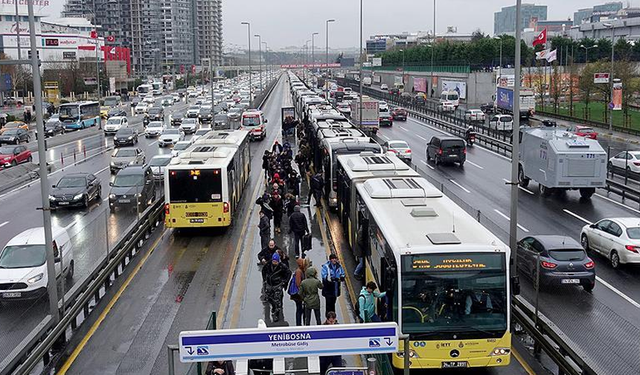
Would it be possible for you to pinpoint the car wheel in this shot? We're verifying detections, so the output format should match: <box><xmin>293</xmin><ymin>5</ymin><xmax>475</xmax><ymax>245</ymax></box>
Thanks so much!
<box><xmin>96</xmin><ymin>187</ymin><xmax>102</xmax><ymax>201</ymax></box>
<box><xmin>518</xmin><ymin>167</ymin><xmax>529</xmax><ymax>187</ymax></box>
<box><xmin>610</xmin><ymin>250</ymin><xmax>621</xmax><ymax>269</ymax></box>
<box><xmin>582</xmin><ymin>281</ymin><xmax>594</xmax><ymax>293</ymax></box>
<box><xmin>83</xmin><ymin>194</ymin><xmax>90</xmax><ymax>208</ymax></box>
<box><xmin>581</xmin><ymin>235</ymin><xmax>590</xmax><ymax>251</ymax></box>
<box><xmin>66</xmin><ymin>260</ymin><xmax>74</xmax><ymax>280</ymax></box>
<box><xmin>626</xmin><ymin>166</ymin><xmax>631</xmax><ymax>174</ymax></box>
<box><xmin>539</xmin><ymin>184</ymin><xmax>552</xmax><ymax>197</ymax></box>
<box><xmin>27</xmin><ymin>156</ymin><xmax>32</xmax><ymax>163</ymax></box>
<box><xmin>607</xmin><ymin>161</ymin><xmax>613</xmax><ymax>171</ymax></box>
<box><xmin>434</xmin><ymin>156</ymin><xmax>440</xmax><ymax>166</ymax></box>
<box><xmin>426</xmin><ymin>151</ymin><xmax>431</xmax><ymax>161</ymax></box>
<box><xmin>11</xmin><ymin>160</ymin><xmax>17</xmax><ymax>167</ymax></box>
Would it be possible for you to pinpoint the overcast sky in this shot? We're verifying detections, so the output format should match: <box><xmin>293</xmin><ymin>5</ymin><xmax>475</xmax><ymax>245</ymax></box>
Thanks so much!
<box><xmin>51</xmin><ymin>0</ymin><xmax>639</xmax><ymax>50</ymax></box>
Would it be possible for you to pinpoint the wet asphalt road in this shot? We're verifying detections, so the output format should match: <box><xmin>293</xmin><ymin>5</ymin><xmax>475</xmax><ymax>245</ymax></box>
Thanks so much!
<box><xmin>0</xmin><ymin>99</ymin><xmax>190</xmax><ymax>365</ymax></box>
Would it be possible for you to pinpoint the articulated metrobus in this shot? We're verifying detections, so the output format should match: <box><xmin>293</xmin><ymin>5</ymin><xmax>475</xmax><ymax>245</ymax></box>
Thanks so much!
<box><xmin>164</xmin><ymin>130</ymin><xmax>250</xmax><ymax>228</ymax></box>
<box><xmin>58</xmin><ymin>101</ymin><xmax>100</xmax><ymax>130</ymax></box>
<box><xmin>349</xmin><ymin>175</ymin><xmax>512</xmax><ymax>370</ymax></box>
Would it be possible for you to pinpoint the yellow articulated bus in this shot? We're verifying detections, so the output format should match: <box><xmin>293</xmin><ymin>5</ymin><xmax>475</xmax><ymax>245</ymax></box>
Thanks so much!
<box><xmin>336</xmin><ymin>157</ymin><xmax>513</xmax><ymax>370</ymax></box>
<box><xmin>164</xmin><ymin>130</ymin><xmax>250</xmax><ymax>228</ymax></box>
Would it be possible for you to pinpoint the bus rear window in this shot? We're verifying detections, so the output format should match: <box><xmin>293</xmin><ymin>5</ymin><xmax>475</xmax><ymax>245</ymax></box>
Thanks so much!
<box><xmin>169</xmin><ymin>169</ymin><xmax>222</xmax><ymax>203</ymax></box>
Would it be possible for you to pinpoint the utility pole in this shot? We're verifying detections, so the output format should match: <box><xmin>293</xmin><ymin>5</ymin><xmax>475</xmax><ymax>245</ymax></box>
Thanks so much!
<box><xmin>28</xmin><ymin>0</ymin><xmax>59</xmax><ymax>324</ymax></box>
<box><xmin>326</xmin><ymin>19</ymin><xmax>335</xmax><ymax>99</ymax></box>
<box><xmin>312</xmin><ymin>32</ymin><xmax>319</xmax><ymax>73</ymax></box>
<box><xmin>254</xmin><ymin>34</ymin><xmax>262</xmax><ymax>91</ymax></box>
<box><xmin>510</xmin><ymin>0</ymin><xmax>522</xmax><ymax>275</ymax></box>
<box><xmin>430</xmin><ymin>0</ymin><xmax>436</xmax><ymax>97</ymax></box>
<box><xmin>241</xmin><ymin>22</ymin><xmax>251</xmax><ymax>100</ymax></box>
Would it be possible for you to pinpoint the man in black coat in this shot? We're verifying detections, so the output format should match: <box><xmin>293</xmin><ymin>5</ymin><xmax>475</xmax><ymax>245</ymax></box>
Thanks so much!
<box><xmin>288</xmin><ymin>205</ymin><xmax>309</xmax><ymax>258</ymax></box>
<box><xmin>261</xmin><ymin>252</ymin><xmax>291</xmax><ymax>322</ymax></box>
<box><xmin>258</xmin><ymin>210</ymin><xmax>271</xmax><ymax>251</ymax></box>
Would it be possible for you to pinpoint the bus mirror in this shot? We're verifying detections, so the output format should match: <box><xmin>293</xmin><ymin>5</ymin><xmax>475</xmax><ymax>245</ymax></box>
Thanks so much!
<box><xmin>511</xmin><ymin>275</ymin><xmax>520</xmax><ymax>296</ymax></box>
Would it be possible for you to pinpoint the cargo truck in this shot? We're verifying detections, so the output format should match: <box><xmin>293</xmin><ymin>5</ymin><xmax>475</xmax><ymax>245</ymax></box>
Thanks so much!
<box><xmin>351</xmin><ymin>96</ymin><xmax>379</xmax><ymax>134</ymax></box>
<box><xmin>496</xmin><ymin>86</ymin><xmax>535</xmax><ymax>119</ymax></box>
<box><xmin>518</xmin><ymin>127</ymin><xmax>607</xmax><ymax>199</ymax></box>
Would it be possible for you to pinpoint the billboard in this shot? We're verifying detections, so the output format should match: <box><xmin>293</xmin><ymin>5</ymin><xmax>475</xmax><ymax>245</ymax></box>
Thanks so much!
<box><xmin>414</xmin><ymin>77</ymin><xmax>427</xmax><ymax>93</ymax></box>
<box><xmin>594</xmin><ymin>73</ymin><xmax>609</xmax><ymax>84</ymax></box>
<box><xmin>496</xmin><ymin>87</ymin><xmax>514</xmax><ymax>111</ymax></box>
<box><xmin>280</xmin><ymin>63</ymin><xmax>341</xmax><ymax>68</ymax></box>
<box><xmin>372</xmin><ymin>57</ymin><xmax>382</xmax><ymax>67</ymax></box>
<box><xmin>612</xmin><ymin>81</ymin><xmax>622</xmax><ymax>111</ymax></box>
<box><xmin>441</xmin><ymin>80</ymin><xmax>467</xmax><ymax>99</ymax></box>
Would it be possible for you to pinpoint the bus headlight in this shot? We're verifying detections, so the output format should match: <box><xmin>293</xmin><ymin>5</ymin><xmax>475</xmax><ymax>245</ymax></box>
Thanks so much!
<box><xmin>490</xmin><ymin>348</ymin><xmax>510</xmax><ymax>356</ymax></box>
<box><xmin>397</xmin><ymin>349</ymin><xmax>418</xmax><ymax>358</ymax></box>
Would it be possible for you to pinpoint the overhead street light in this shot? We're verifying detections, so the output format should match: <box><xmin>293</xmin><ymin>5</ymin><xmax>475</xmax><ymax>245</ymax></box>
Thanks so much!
<box><xmin>579</xmin><ymin>44</ymin><xmax>598</xmax><ymax>63</ymax></box>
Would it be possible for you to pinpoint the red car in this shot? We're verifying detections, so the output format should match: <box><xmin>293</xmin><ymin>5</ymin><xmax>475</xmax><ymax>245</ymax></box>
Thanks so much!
<box><xmin>568</xmin><ymin>125</ymin><xmax>598</xmax><ymax>140</ymax></box>
<box><xmin>391</xmin><ymin>108</ymin><xmax>408</xmax><ymax>121</ymax></box>
<box><xmin>0</xmin><ymin>144</ymin><xmax>32</xmax><ymax>167</ymax></box>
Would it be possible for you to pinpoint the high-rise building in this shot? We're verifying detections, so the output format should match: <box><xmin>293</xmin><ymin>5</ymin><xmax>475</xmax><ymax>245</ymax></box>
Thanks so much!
<box><xmin>573</xmin><ymin>2</ymin><xmax>623</xmax><ymax>25</ymax></box>
<box><xmin>494</xmin><ymin>3</ymin><xmax>547</xmax><ymax>35</ymax></box>
<box><xmin>193</xmin><ymin>0</ymin><xmax>223</xmax><ymax>67</ymax></box>
<box><xmin>62</xmin><ymin>0</ymin><xmax>222</xmax><ymax>75</ymax></box>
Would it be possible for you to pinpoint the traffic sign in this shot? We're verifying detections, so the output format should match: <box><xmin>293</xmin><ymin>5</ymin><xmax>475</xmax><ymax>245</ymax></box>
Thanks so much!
<box><xmin>179</xmin><ymin>322</ymin><xmax>399</xmax><ymax>363</ymax></box>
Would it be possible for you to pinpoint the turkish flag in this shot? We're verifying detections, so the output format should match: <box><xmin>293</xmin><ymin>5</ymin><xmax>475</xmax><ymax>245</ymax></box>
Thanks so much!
<box><xmin>107</xmin><ymin>35</ymin><xmax>115</xmax><ymax>43</ymax></box>
<box><xmin>532</xmin><ymin>28</ymin><xmax>546</xmax><ymax>47</ymax></box>
<box><xmin>90</xmin><ymin>30</ymin><xmax>97</xmax><ymax>39</ymax></box>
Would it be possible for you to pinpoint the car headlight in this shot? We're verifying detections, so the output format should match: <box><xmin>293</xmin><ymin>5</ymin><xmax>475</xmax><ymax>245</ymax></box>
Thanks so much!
<box><xmin>135</xmin><ymin>193</ymin><xmax>142</xmax><ymax>197</ymax></box>
<box><xmin>73</xmin><ymin>193</ymin><xmax>84</xmax><ymax>200</ymax></box>
<box><xmin>27</xmin><ymin>273</ymin><xmax>44</xmax><ymax>284</ymax></box>
<box><xmin>109</xmin><ymin>194</ymin><xmax>116</xmax><ymax>199</ymax></box>
<box><xmin>110</xmin><ymin>162</ymin><xmax>116</xmax><ymax>167</ymax></box>
<box><xmin>127</xmin><ymin>136</ymin><xmax>133</xmax><ymax>140</ymax></box>
<box><xmin>49</xmin><ymin>195</ymin><xmax>56</xmax><ymax>201</ymax></box>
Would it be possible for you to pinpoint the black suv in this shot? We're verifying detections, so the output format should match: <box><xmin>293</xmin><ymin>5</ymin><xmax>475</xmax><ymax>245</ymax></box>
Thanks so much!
<box><xmin>108</xmin><ymin>165</ymin><xmax>156</xmax><ymax>212</ymax></box>
<box><xmin>148</xmin><ymin>106</ymin><xmax>164</xmax><ymax>121</ymax></box>
<box><xmin>426</xmin><ymin>136</ymin><xmax>466</xmax><ymax>167</ymax></box>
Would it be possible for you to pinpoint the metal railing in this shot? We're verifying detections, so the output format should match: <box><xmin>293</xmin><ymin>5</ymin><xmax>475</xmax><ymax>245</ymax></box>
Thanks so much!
<box><xmin>0</xmin><ymin>198</ymin><xmax>165</xmax><ymax>375</ymax></box>
<box><xmin>536</xmin><ymin>109</ymin><xmax>640</xmax><ymax>137</ymax></box>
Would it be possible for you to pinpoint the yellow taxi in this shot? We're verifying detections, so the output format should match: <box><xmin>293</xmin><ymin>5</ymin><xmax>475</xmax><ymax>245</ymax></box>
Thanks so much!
<box><xmin>0</xmin><ymin>121</ymin><xmax>28</xmax><ymax>134</ymax></box>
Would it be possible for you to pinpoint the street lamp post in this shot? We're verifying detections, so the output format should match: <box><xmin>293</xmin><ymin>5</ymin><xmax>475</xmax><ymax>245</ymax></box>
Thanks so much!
<box><xmin>312</xmin><ymin>32</ymin><xmax>319</xmax><ymax>73</ymax></box>
<box><xmin>254</xmin><ymin>34</ymin><xmax>262</xmax><ymax>91</ymax></box>
<box><xmin>241</xmin><ymin>22</ymin><xmax>251</xmax><ymax>100</ymax></box>
<box><xmin>305</xmin><ymin>40</ymin><xmax>311</xmax><ymax>81</ymax></box>
<box><xmin>604</xmin><ymin>23</ymin><xmax>615</xmax><ymax>133</ymax></box>
<box><xmin>430</xmin><ymin>0</ymin><xmax>436</xmax><ymax>97</ymax></box>
<box><xmin>262</xmin><ymin>41</ymin><xmax>269</xmax><ymax>83</ymax></box>
<box><xmin>579</xmin><ymin>44</ymin><xmax>598</xmax><ymax>63</ymax></box>
<box><xmin>326</xmin><ymin>19</ymin><xmax>335</xmax><ymax>98</ymax></box>
<box><xmin>400</xmin><ymin>49</ymin><xmax>405</xmax><ymax>86</ymax></box>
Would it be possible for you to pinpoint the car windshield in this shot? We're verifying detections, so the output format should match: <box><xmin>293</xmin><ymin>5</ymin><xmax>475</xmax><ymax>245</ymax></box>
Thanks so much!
<box><xmin>500</xmin><ymin>116</ymin><xmax>513</xmax><ymax>122</ymax></box>
<box><xmin>116</xmin><ymin>129</ymin><xmax>133</xmax><ymax>136</ymax></box>
<box><xmin>104</xmin><ymin>97</ymin><xmax>118</xmax><ymax>106</ymax></box>
<box><xmin>580</xmin><ymin>127</ymin><xmax>595</xmax><ymax>133</ymax></box>
<box><xmin>174</xmin><ymin>143</ymin><xmax>190</xmax><ymax>150</ymax></box>
<box><xmin>164</xmin><ymin>129</ymin><xmax>180</xmax><ymax>135</ymax></box>
<box><xmin>549</xmin><ymin>249</ymin><xmax>585</xmax><ymax>261</ymax></box>
<box><xmin>148</xmin><ymin>122</ymin><xmax>163</xmax><ymax>128</ymax></box>
<box><xmin>389</xmin><ymin>141</ymin><xmax>409</xmax><ymax>149</ymax></box>
<box><xmin>113</xmin><ymin>174</ymin><xmax>143</xmax><ymax>187</ymax></box>
<box><xmin>150</xmin><ymin>157</ymin><xmax>171</xmax><ymax>166</ymax></box>
<box><xmin>242</xmin><ymin>116</ymin><xmax>261</xmax><ymax>126</ymax></box>
<box><xmin>189</xmin><ymin>106</ymin><xmax>199</xmax><ymax>111</ymax></box>
<box><xmin>0</xmin><ymin>245</ymin><xmax>46</xmax><ymax>269</ymax></box>
<box><xmin>401</xmin><ymin>253</ymin><xmax>507</xmax><ymax>340</ymax></box>
<box><xmin>114</xmin><ymin>149</ymin><xmax>137</xmax><ymax>158</ymax></box>
<box><xmin>229</xmin><ymin>108</ymin><xmax>241</xmax><ymax>114</ymax></box>
<box><xmin>107</xmin><ymin>118</ymin><xmax>122</xmax><ymax>125</ymax></box>
<box><xmin>195</xmin><ymin>129</ymin><xmax>210</xmax><ymax>135</ymax></box>
<box><xmin>0</xmin><ymin>146</ymin><xmax>16</xmax><ymax>154</ymax></box>
<box><xmin>3</xmin><ymin>129</ymin><xmax>19</xmax><ymax>136</ymax></box>
<box><xmin>627</xmin><ymin>227</ymin><xmax>640</xmax><ymax>239</ymax></box>
<box><xmin>182</xmin><ymin>119</ymin><xmax>197</xmax><ymax>125</ymax></box>
<box><xmin>136</xmin><ymin>103</ymin><xmax>147</xmax><ymax>107</ymax></box>
<box><xmin>149</xmin><ymin>108</ymin><xmax>162</xmax><ymax>114</ymax></box>
<box><xmin>57</xmin><ymin>176</ymin><xmax>86</xmax><ymax>188</ymax></box>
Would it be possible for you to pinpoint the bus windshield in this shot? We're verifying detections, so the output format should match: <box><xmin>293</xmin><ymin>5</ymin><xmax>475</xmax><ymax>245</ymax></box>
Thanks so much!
<box><xmin>400</xmin><ymin>253</ymin><xmax>507</xmax><ymax>340</ymax></box>
<box><xmin>59</xmin><ymin>105</ymin><xmax>79</xmax><ymax>119</ymax></box>
<box><xmin>169</xmin><ymin>169</ymin><xmax>222</xmax><ymax>203</ymax></box>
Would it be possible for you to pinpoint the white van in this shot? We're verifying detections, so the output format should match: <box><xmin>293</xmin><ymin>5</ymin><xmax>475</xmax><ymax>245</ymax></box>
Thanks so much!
<box><xmin>0</xmin><ymin>226</ymin><xmax>74</xmax><ymax>301</ymax></box>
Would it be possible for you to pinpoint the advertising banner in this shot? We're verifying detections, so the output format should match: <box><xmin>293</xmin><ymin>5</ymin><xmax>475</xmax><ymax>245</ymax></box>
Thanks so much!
<box><xmin>280</xmin><ymin>63</ymin><xmax>341</xmax><ymax>68</ymax></box>
<box><xmin>612</xmin><ymin>81</ymin><xmax>622</xmax><ymax>111</ymax></box>
<box><xmin>441</xmin><ymin>80</ymin><xmax>467</xmax><ymax>99</ymax></box>
<box><xmin>372</xmin><ymin>57</ymin><xmax>382</xmax><ymax>67</ymax></box>
<box><xmin>594</xmin><ymin>73</ymin><xmax>609</xmax><ymax>84</ymax></box>
<box><xmin>414</xmin><ymin>77</ymin><xmax>427</xmax><ymax>92</ymax></box>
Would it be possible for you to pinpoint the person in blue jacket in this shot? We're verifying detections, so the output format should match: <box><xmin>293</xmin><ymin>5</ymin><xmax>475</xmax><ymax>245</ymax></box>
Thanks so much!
<box><xmin>359</xmin><ymin>281</ymin><xmax>386</xmax><ymax>323</ymax></box>
<box><xmin>321</xmin><ymin>254</ymin><xmax>346</xmax><ymax>316</ymax></box>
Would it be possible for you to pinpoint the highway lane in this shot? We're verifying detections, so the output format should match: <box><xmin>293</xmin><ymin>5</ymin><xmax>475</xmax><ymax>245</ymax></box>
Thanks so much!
<box><xmin>376</xmin><ymin>113</ymin><xmax>640</xmax><ymax>374</ymax></box>
<box><xmin>0</xmin><ymin>99</ymin><xmax>188</xmax><ymax>365</ymax></box>
<box><xmin>59</xmin><ymin>77</ymin><xmax>284</xmax><ymax>375</ymax></box>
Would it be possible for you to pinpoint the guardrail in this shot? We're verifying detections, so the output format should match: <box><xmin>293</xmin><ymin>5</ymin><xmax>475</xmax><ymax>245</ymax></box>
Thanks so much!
<box><xmin>536</xmin><ymin>109</ymin><xmax>640</xmax><ymax>137</ymax></box>
<box><xmin>512</xmin><ymin>296</ymin><xmax>602</xmax><ymax>375</ymax></box>
<box><xmin>0</xmin><ymin>198</ymin><xmax>165</xmax><ymax>375</ymax></box>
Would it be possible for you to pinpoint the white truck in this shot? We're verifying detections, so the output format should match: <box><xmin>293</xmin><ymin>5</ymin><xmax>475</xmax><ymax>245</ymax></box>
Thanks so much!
<box><xmin>362</xmin><ymin>77</ymin><xmax>372</xmax><ymax>86</ymax></box>
<box><xmin>496</xmin><ymin>86</ymin><xmax>535</xmax><ymax>119</ymax></box>
<box><xmin>351</xmin><ymin>96</ymin><xmax>379</xmax><ymax>134</ymax></box>
<box><xmin>518</xmin><ymin>127</ymin><xmax>607</xmax><ymax>199</ymax></box>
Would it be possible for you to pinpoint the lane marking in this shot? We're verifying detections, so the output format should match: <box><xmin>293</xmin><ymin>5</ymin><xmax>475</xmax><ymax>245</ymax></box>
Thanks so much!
<box><xmin>502</xmin><ymin>179</ymin><xmax>534</xmax><ymax>195</ymax></box>
<box><xmin>512</xmin><ymin>347</ymin><xmax>537</xmax><ymax>375</ymax></box>
<box><xmin>57</xmin><ymin>229</ymin><xmax>167</xmax><ymax>374</ymax></box>
<box><xmin>378</xmin><ymin>134</ymin><xmax>389</xmax><ymax>141</ymax></box>
<box><xmin>466</xmin><ymin>160</ymin><xmax>484</xmax><ymax>169</ymax></box>
<box><xmin>493</xmin><ymin>209</ymin><xmax>530</xmax><ymax>232</ymax></box>
<box><xmin>148</xmin><ymin>140</ymin><xmax>158</xmax><ymax>147</ymax></box>
<box><xmin>0</xmin><ymin>221</ymin><xmax>8</xmax><ymax>228</ymax></box>
<box><xmin>562</xmin><ymin>209</ymin><xmax>592</xmax><ymax>225</ymax></box>
<box><xmin>596</xmin><ymin>276</ymin><xmax>640</xmax><ymax>310</ymax></box>
<box><xmin>595</xmin><ymin>193</ymin><xmax>640</xmax><ymax>215</ymax></box>
<box><xmin>416</xmin><ymin>134</ymin><xmax>427</xmax><ymax>141</ymax></box>
<box><xmin>420</xmin><ymin>160</ymin><xmax>434</xmax><ymax>170</ymax></box>
<box><xmin>449</xmin><ymin>179</ymin><xmax>471</xmax><ymax>194</ymax></box>
<box><xmin>399</xmin><ymin>126</ymin><xmax>408</xmax><ymax>132</ymax></box>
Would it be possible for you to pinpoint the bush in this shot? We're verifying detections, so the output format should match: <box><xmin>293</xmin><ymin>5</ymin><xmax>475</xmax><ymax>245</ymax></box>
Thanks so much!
<box><xmin>6</xmin><ymin>114</ymin><xmax>16</xmax><ymax>122</ymax></box>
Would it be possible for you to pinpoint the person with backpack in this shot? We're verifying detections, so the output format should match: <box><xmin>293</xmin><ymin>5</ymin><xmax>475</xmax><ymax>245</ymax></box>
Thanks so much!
<box><xmin>358</xmin><ymin>281</ymin><xmax>386</xmax><ymax>323</ymax></box>
<box><xmin>307</xmin><ymin>171</ymin><xmax>324</xmax><ymax>207</ymax></box>
<box><xmin>321</xmin><ymin>254</ymin><xmax>345</xmax><ymax>316</ymax></box>
<box><xmin>288</xmin><ymin>257</ymin><xmax>310</xmax><ymax>326</ymax></box>
<box><xmin>262</xmin><ymin>253</ymin><xmax>291</xmax><ymax>322</ymax></box>
<box><xmin>299</xmin><ymin>266</ymin><xmax>323</xmax><ymax>325</ymax></box>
